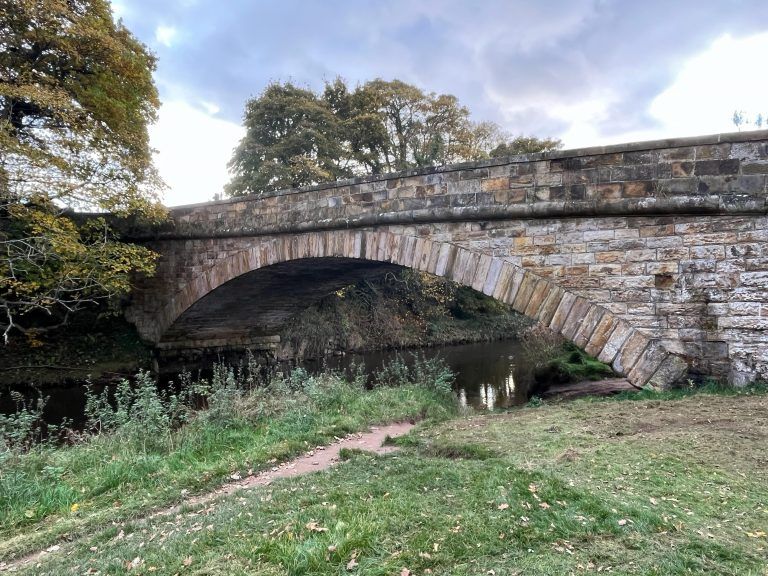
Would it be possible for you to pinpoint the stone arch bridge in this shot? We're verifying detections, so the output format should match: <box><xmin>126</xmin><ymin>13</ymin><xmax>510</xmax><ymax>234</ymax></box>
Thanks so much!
<box><xmin>125</xmin><ymin>131</ymin><xmax>768</xmax><ymax>388</ymax></box>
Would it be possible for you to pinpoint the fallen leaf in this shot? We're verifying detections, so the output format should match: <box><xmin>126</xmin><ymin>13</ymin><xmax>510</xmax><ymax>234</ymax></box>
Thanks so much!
<box><xmin>497</xmin><ymin>503</ymin><xmax>509</xmax><ymax>510</ymax></box>
<box><xmin>400</xmin><ymin>569</ymin><xmax>411</xmax><ymax>576</ymax></box>
<box><xmin>346</xmin><ymin>558</ymin><xmax>359</xmax><ymax>570</ymax></box>
<box><xmin>182</xmin><ymin>556</ymin><xmax>193</xmax><ymax>566</ymax></box>
<box><xmin>70</xmin><ymin>503</ymin><xmax>80</xmax><ymax>513</ymax></box>
<box><xmin>306</xmin><ymin>521</ymin><xmax>328</xmax><ymax>532</ymax></box>
<box><xmin>618</xmin><ymin>519</ymin><xmax>628</xmax><ymax>526</ymax></box>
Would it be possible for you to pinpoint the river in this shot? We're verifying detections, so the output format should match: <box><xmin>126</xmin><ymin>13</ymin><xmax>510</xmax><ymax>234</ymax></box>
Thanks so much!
<box><xmin>0</xmin><ymin>340</ymin><xmax>536</xmax><ymax>425</ymax></box>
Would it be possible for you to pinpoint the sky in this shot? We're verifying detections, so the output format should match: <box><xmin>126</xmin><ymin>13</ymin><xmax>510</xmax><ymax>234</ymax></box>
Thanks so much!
<box><xmin>111</xmin><ymin>0</ymin><xmax>768</xmax><ymax>206</ymax></box>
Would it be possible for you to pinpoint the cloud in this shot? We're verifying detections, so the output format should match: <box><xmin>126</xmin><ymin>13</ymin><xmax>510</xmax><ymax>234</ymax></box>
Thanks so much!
<box><xmin>154</xmin><ymin>25</ymin><xmax>177</xmax><ymax>48</ymax></box>
<box><xmin>149</xmin><ymin>100</ymin><xmax>244</xmax><ymax>206</ymax></box>
<box><xmin>650</xmin><ymin>32</ymin><xmax>768</xmax><ymax>136</ymax></box>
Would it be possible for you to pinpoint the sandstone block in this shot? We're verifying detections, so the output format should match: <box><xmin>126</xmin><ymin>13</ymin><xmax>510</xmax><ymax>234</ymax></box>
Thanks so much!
<box><xmin>572</xmin><ymin>305</ymin><xmax>606</xmax><ymax>348</ymax></box>
<box><xmin>626</xmin><ymin>249</ymin><xmax>657</xmax><ymax>262</ymax></box>
<box><xmin>512</xmin><ymin>274</ymin><xmax>537</xmax><ymax>312</ymax></box>
<box><xmin>626</xmin><ymin>341</ymin><xmax>668</xmax><ymax>386</ymax></box>
<box><xmin>524</xmin><ymin>279</ymin><xmax>551</xmax><ymax>317</ymax></box>
<box><xmin>536</xmin><ymin>286</ymin><xmax>565</xmax><ymax>325</ymax></box>
<box><xmin>612</xmin><ymin>331</ymin><xmax>650</xmax><ymax>376</ymax></box>
<box><xmin>590</xmin><ymin>263</ymin><xmax>622</xmax><ymax>275</ymax></box>
<box><xmin>657</xmin><ymin>247</ymin><xmax>689</xmax><ymax>260</ymax></box>
<box><xmin>597</xmin><ymin>321</ymin><xmax>633</xmax><ymax>364</ymax></box>
<box><xmin>646</xmin><ymin>354</ymin><xmax>689</xmax><ymax>389</ymax></box>
<box><xmin>549</xmin><ymin>292</ymin><xmax>578</xmax><ymax>332</ymax></box>
<box><xmin>572</xmin><ymin>253</ymin><xmax>596</xmax><ymax>265</ymax></box>
<box><xmin>560</xmin><ymin>297</ymin><xmax>592</xmax><ymax>340</ymax></box>
<box><xmin>595</xmin><ymin>251</ymin><xmax>626</xmax><ymax>263</ymax></box>
<box><xmin>624</xmin><ymin>180</ymin><xmax>655</xmax><ymax>197</ymax></box>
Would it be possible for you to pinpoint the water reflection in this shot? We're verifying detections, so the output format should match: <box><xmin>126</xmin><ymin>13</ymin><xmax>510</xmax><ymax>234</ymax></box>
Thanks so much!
<box><xmin>314</xmin><ymin>340</ymin><xmax>531</xmax><ymax>410</ymax></box>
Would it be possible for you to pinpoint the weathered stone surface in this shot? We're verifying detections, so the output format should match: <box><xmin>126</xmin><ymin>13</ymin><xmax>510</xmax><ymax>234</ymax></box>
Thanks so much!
<box><xmin>612</xmin><ymin>331</ymin><xmax>650</xmax><ymax>375</ymax></box>
<box><xmin>560</xmin><ymin>297</ymin><xmax>592</xmax><ymax>340</ymax></box>
<box><xmin>123</xmin><ymin>130</ymin><xmax>768</xmax><ymax>387</ymax></box>
<box><xmin>597</xmin><ymin>321</ymin><xmax>633</xmax><ymax>364</ymax></box>
<box><xmin>572</xmin><ymin>305</ymin><xmax>606</xmax><ymax>348</ymax></box>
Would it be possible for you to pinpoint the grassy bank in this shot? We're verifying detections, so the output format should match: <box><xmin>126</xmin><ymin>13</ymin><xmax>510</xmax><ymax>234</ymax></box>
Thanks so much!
<box><xmin>7</xmin><ymin>385</ymin><xmax>766</xmax><ymax>575</ymax></box>
<box><xmin>0</xmin><ymin>360</ymin><xmax>458</xmax><ymax>561</ymax></box>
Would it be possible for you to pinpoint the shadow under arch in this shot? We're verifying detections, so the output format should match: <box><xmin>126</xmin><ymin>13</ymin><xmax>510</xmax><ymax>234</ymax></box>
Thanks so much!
<box><xmin>130</xmin><ymin>228</ymin><xmax>687</xmax><ymax>388</ymax></box>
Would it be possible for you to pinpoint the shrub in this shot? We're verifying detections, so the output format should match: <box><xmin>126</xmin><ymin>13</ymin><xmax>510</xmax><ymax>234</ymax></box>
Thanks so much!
<box><xmin>0</xmin><ymin>392</ymin><xmax>48</xmax><ymax>456</ymax></box>
<box><xmin>373</xmin><ymin>353</ymin><xmax>455</xmax><ymax>395</ymax></box>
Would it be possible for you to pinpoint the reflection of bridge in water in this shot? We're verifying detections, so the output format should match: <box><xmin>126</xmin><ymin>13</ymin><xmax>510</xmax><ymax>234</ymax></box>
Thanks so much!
<box><xmin>125</xmin><ymin>130</ymin><xmax>768</xmax><ymax>388</ymax></box>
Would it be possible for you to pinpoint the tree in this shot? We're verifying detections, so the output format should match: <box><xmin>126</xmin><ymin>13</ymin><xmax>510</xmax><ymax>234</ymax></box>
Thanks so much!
<box><xmin>227</xmin><ymin>78</ymin><xmax>563</xmax><ymax>197</ymax></box>
<box><xmin>489</xmin><ymin>135</ymin><xmax>563</xmax><ymax>157</ymax></box>
<box><xmin>1</xmin><ymin>0</ymin><xmax>163</xmax><ymax>343</ymax></box>
<box><xmin>226</xmin><ymin>83</ymin><xmax>351</xmax><ymax>196</ymax></box>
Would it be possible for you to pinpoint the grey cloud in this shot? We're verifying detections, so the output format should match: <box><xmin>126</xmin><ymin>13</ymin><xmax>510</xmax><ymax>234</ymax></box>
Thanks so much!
<box><xmin>119</xmin><ymin>0</ymin><xmax>768</xmax><ymax>140</ymax></box>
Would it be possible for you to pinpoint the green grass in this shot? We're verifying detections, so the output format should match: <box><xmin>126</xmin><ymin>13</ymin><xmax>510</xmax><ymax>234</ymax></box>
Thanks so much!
<box><xmin>534</xmin><ymin>342</ymin><xmax>615</xmax><ymax>386</ymax></box>
<box><xmin>0</xmin><ymin>371</ymin><xmax>456</xmax><ymax>561</ymax></box>
<box><xmin>5</xmin><ymin>384</ymin><xmax>768</xmax><ymax>574</ymax></box>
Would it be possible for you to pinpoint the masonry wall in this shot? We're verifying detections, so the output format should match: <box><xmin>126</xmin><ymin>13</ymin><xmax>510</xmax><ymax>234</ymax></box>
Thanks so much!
<box><xmin>126</xmin><ymin>131</ymin><xmax>768</xmax><ymax>385</ymax></box>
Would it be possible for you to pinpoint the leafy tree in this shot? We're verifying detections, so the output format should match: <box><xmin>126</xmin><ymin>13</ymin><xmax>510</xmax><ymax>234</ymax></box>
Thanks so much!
<box><xmin>489</xmin><ymin>135</ymin><xmax>563</xmax><ymax>157</ymax></box>
<box><xmin>227</xmin><ymin>78</ymin><xmax>563</xmax><ymax>196</ymax></box>
<box><xmin>226</xmin><ymin>83</ymin><xmax>351</xmax><ymax>196</ymax></box>
<box><xmin>1</xmin><ymin>0</ymin><xmax>163</xmax><ymax>343</ymax></box>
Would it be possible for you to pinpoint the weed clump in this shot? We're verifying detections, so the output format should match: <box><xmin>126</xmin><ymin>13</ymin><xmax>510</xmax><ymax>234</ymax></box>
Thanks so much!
<box><xmin>518</xmin><ymin>325</ymin><xmax>614</xmax><ymax>390</ymax></box>
<box><xmin>372</xmin><ymin>352</ymin><xmax>455</xmax><ymax>396</ymax></box>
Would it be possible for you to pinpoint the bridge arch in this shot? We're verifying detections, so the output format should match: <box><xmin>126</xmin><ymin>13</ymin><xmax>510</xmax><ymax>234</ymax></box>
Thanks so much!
<box><xmin>128</xmin><ymin>228</ymin><xmax>687</xmax><ymax>388</ymax></box>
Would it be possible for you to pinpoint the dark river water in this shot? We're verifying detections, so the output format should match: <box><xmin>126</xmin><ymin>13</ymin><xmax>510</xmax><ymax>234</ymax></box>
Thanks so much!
<box><xmin>308</xmin><ymin>340</ymin><xmax>530</xmax><ymax>410</ymax></box>
<box><xmin>0</xmin><ymin>340</ymin><xmax>534</xmax><ymax>425</ymax></box>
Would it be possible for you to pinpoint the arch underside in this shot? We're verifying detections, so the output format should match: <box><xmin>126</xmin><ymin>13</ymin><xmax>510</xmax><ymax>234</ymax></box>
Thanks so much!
<box><xmin>161</xmin><ymin>258</ymin><xmax>400</xmax><ymax>348</ymax></box>
<box><xmin>134</xmin><ymin>229</ymin><xmax>689</xmax><ymax>388</ymax></box>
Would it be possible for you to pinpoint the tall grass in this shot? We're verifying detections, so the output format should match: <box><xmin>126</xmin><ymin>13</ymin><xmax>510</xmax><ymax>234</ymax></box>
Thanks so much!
<box><xmin>0</xmin><ymin>356</ymin><xmax>458</xmax><ymax>553</ymax></box>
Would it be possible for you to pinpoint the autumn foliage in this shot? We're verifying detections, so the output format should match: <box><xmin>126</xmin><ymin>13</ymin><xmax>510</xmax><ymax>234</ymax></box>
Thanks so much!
<box><xmin>0</xmin><ymin>0</ymin><xmax>164</xmax><ymax>342</ymax></box>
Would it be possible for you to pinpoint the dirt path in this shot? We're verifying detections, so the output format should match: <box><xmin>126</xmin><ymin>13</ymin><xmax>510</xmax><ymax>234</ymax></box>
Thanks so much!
<box><xmin>0</xmin><ymin>422</ymin><xmax>415</xmax><ymax>573</ymax></box>
<box><xmin>164</xmin><ymin>421</ymin><xmax>414</xmax><ymax>512</ymax></box>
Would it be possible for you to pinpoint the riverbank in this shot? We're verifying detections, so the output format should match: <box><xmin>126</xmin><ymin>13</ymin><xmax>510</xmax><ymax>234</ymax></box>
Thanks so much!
<box><xmin>0</xmin><ymin>314</ymin><xmax>151</xmax><ymax>389</ymax></box>
<box><xmin>0</xmin><ymin>359</ymin><xmax>458</xmax><ymax>563</ymax></box>
<box><xmin>278</xmin><ymin>269</ymin><xmax>530</xmax><ymax>359</ymax></box>
<box><xmin>3</xmin><ymin>383</ymin><xmax>766</xmax><ymax>574</ymax></box>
